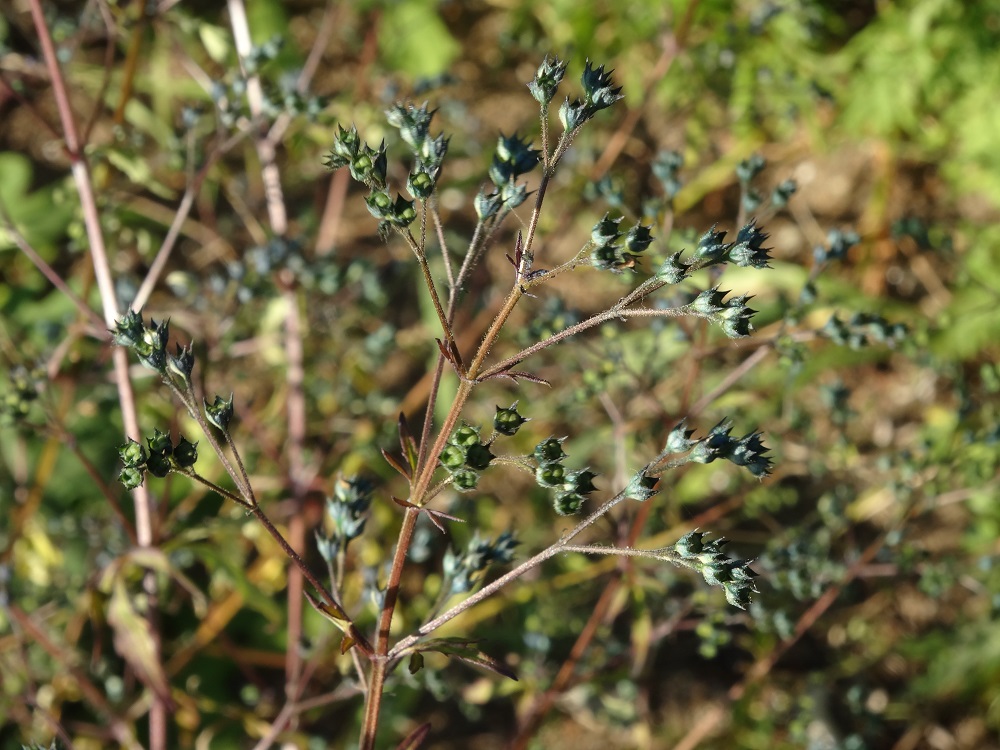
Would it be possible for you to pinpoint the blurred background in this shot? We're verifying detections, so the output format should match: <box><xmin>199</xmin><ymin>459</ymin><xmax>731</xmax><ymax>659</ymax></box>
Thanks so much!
<box><xmin>2</xmin><ymin>1</ymin><xmax>1000</xmax><ymax>748</ymax></box>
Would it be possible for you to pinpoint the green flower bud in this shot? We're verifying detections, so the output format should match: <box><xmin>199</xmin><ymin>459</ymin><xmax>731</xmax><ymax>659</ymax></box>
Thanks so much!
<box><xmin>690</xmin><ymin>287</ymin><xmax>728</xmax><ymax>316</ymax></box>
<box><xmin>624</xmin><ymin>470</ymin><xmax>657</xmax><ymax>502</ymax></box>
<box><xmin>527</xmin><ymin>55</ymin><xmax>568</xmax><ymax>105</ymax></box>
<box><xmin>173</xmin><ymin>436</ymin><xmax>199</xmax><ymax>468</ymax></box>
<box><xmin>119</xmin><ymin>439</ymin><xmax>147</xmax><ymax>468</ymax></box>
<box><xmin>146</xmin><ymin>428</ymin><xmax>173</xmax><ymax>456</ymax></box>
<box><xmin>736</xmin><ymin>153</ymin><xmax>766</xmax><ymax>184</ymax></box>
<box><xmin>452</xmin><ymin>469</ymin><xmax>480</xmax><ymax>492</ymax></box>
<box><xmin>119</xmin><ymin>466</ymin><xmax>145</xmax><ymax>490</ymax></box>
<box><xmin>205</xmin><ymin>393</ymin><xmax>234</xmax><ymax>431</ymax></box>
<box><xmin>137</xmin><ymin>318</ymin><xmax>170</xmax><ymax>373</ymax></box>
<box><xmin>591</xmin><ymin>213</ymin><xmax>623</xmax><ymax>246</ymax></box>
<box><xmin>365</xmin><ymin>190</ymin><xmax>392</xmax><ymax>220</ymax></box>
<box><xmin>465</xmin><ymin>442</ymin><xmax>495</xmax><ymax>471</ymax></box>
<box><xmin>494</xmin><ymin>402</ymin><xmax>528</xmax><ymax>436</ymax></box>
<box><xmin>724</xmin><ymin>581</ymin><xmax>753</xmax><ymax>609</ymax></box>
<box><xmin>580</xmin><ymin>60</ymin><xmax>623</xmax><ymax>113</ymax></box>
<box><xmin>475</xmin><ymin>188</ymin><xmax>503</xmax><ymax>221</ymax></box>
<box><xmin>558</xmin><ymin>97</ymin><xmax>588</xmax><ymax>131</ymax></box>
<box><xmin>728</xmin><ymin>220</ymin><xmax>772</xmax><ymax>269</ymax></box>
<box><xmin>389</xmin><ymin>194</ymin><xmax>417</xmax><ymax>227</ymax></box>
<box><xmin>553</xmin><ymin>490</ymin><xmax>584</xmax><ymax>516</ymax></box>
<box><xmin>386</xmin><ymin>101</ymin><xmax>436</xmax><ymax>152</ymax></box>
<box><xmin>770</xmin><ymin>179</ymin><xmax>797</xmax><ymax>207</ymax></box>
<box><xmin>533</xmin><ymin>438</ymin><xmax>566</xmax><ymax>463</ymax></box>
<box><xmin>535</xmin><ymin>462</ymin><xmax>566</xmax><ymax>488</ymax></box>
<box><xmin>652</xmin><ymin>150</ymin><xmax>684</xmax><ymax>198</ymax></box>
<box><xmin>109</xmin><ymin>309</ymin><xmax>146</xmax><ymax>349</ymax></box>
<box><xmin>624</xmin><ymin>223</ymin><xmax>653</xmax><ymax>255</ymax></box>
<box><xmin>440</xmin><ymin>444</ymin><xmax>466</xmax><ymax>470</ymax></box>
<box><xmin>673</xmin><ymin>531</ymin><xmax>704</xmax><ymax>557</ymax></box>
<box><xmin>695</xmin><ymin>225</ymin><xmax>730</xmax><ymax>264</ymax></box>
<box><xmin>566</xmin><ymin>469</ymin><xmax>598</xmax><ymax>495</ymax></box>
<box><xmin>146</xmin><ymin>451</ymin><xmax>171</xmax><ymax>478</ymax></box>
<box><xmin>665</xmin><ymin>421</ymin><xmax>696</xmax><ymax>453</ymax></box>
<box><xmin>167</xmin><ymin>342</ymin><xmax>195</xmax><ymax>382</ymax></box>
<box><xmin>324</xmin><ymin>124</ymin><xmax>361</xmax><ymax>170</ymax></box>
<box><xmin>407</xmin><ymin>169</ymin><xmax>435</xmax><ymax>200</ymax></box>
<box><xmin>655</xmin><ymin>252</ymin><xmax>688</xmax><ymax>284</ymax></box>
<box><xmin>591</xmin><ymin>242</ymin><xmax>623</xmax><ymax>272</ymax></box>
<box><xmin>701</xmin><ymin>560</ymin><xmax>733</xmax><ymax>586</ymax></box>
<box><xmin>500</xmin><ymin>180</ymin><xmax>528</xmax><ymax>209</ymax></box>
<box><xmin>451</xmin><ymin>425</ymin><xmax>480</xmax><ymax>448</ymax></box>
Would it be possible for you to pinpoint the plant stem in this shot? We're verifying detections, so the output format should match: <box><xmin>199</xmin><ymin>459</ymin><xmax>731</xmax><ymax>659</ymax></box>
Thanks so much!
<box><xmin>389</xmin><ymin>488</ymin><xmax>632</xmax><ymax>659</ymax></box>
<box><xmin>359</xmin><ymin>506</ymin><xmax>419</xmax><ymax>750</ymax></box>
<box><xmin>26</xmin><ymin>2</ymin><xmax>165</xmax><ymax>746</ymax></box>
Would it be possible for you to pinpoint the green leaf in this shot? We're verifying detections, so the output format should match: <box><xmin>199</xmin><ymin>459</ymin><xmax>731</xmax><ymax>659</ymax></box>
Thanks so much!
<box><xmin>379</xmin><ymin>0</ymin><xmax>460</xmax><ymax>79</ymax></box>
<box><xmin>198</xmin><ymin>23</ymin><xmax>231</xmax><ymax>63</ymax></box>
<box><xmin>107</xmin><ymin>576</ymin><xmax>171</xmax><ymax>702</ymax></box>
<box><xmin>409</xmin><ymin>637</ymin><xmax>517</xmax><ymax>681</ymax></box>
<box><xmin>0</xmin><ymin>152</ymin><xmax>75</xmax><ymax>252</ymax></box>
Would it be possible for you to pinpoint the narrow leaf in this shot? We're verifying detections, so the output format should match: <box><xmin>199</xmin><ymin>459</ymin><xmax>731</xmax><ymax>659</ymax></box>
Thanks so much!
<box><xmin>398</xmin><ymin>412</ymin><xmax>419</xmax><ymax>472</ymax></box>
<box><xmin>485</xmin><ymin>369</ymin><xmax>551</xmax><ymax>386</ymax></box>
<box><xmin>448</xmin><ymin>339</ymin><xmax>465</xmax><ymax>371</ymax></box>
<box><xmin>408</xmin><ymin>651</ymin><xmax>425</xmax><ymax>674</ymax></box>
<box><xmin>392</xmin><ymin>497</ymin><xmax>464</xmax><ymax>533</ymax></box>
<box><xmin>107</xmin><ymin>577</ymin><xmax>173</xmax><ymax>704</ymax></box>
<box><xmin>304</xmin><ymin>589</ymin><xmax>347</xmax><ymax>624</ymax></box>
<box><xmin>452</xmin><ymin>651</ymin><xmax>519</xmax><ymax>681</ymax></box>
<box><xmin>381</xmin><ymin>447</ymin><xmax>411</xmax><ymax>480</ymax></box>
<box><xmin>414</xmin><ymin>637</ymin><xmax>518</xmax><ymax>681</ymax></box>
<box><xmin>395</xmin><ymin>722</ymin><xmax>432</xmax><ymax>750</ymax></box>
<box><xmin>436</xmin><ymin>338</ymin><xmax>456</xmax><ymax>367</ymax></box>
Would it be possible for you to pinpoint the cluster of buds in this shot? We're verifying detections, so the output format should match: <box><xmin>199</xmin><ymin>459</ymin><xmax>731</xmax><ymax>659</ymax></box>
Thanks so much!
<box><xmin>111</xmin><ymin>310</ymin><xmax>199</xmax><ymax>382</ymax></box>
<box><xmin>654</xmin><ymin>220</ymin><xmax>772</xmax><ymax>290</ymax></box>
<box><xmin>687</xmin><ymin>287</ymin><xmax>757</xmax><ymax>339</ymax></box>
<box><xmin>671</xmin><ymin>531</ymin><xmax>759</xmax><ymax>609</ymax></box>
<box><xmin>822</xmin><ymin>312</ymin><xmax>907</xmax><ymax>349</ymax></box>
<box><xmin>652</xmin><ymin>149</ymin><xmax>685</xmax><ymax>202</ymax></box>
<box><xmin>386</xmin><ymin>102</ymin><xmax>450</xmax><ymax>200</ymax></box>
<box><xmin>590</xmin><ymin>213</ymin><xmax>654</xmax><ymax>272</ymax></box>
<box><xmin>814</xmin><ymin>227</ymin><xmax>861</xmax><ymax>264</ymax></box>
<box><xmin>443</xmin><ymin>531</ymin><xmax>520</xmax><ymax>595</ymax></box>
<box><xmin>1</xmin><ymin>364</ymin><xmax>44</xmax><ymax>426</ymax></box>
<box><xmin>205</xmin><ymin>36</ymin><xmax>325</xmax><ymax>128</ymax></box>
<box><xmin>736</xmin><ymin>153</ymin><xmax>767</xmax><ymax>212</ymax></box>
<box><xmin>439</xmin><ymin>424</ymin><xmax>495</xmax><ymax>492</ymax></box>
<box><xmin>533</xmin><ymin>437</ymin><xmax>599</xmax><ymax>516</ymax></box>
<box><xmin>519</xmin><ymin>297</ymin><xmax>581</xmax><ymax>345</ymax></box>
<box><xmin>665</xmin><ymin>419</ymin><xmax>772</xmax><ymax>479</ymax></box>
<box><xmin>315</xmin><ymin>475</ymin><xmax>375</xmax><ymax>562</ymax></box>
<box><xmin>483</xmin><ymin>132</ymin><xmax>539</xmax><ymax>213</ymax></box>
<box><xmin>527</xmin><ymin>54</ymin><xmax>568</xmax><ymax>106</ymax></box>
<box><xmin>694</xmin><ymin>221</ymin><xmax>773</xmax><ymax>269</ymax></box>
<box><xmin>324</xmin><ymin>125</ymin><xmax>415</xmax><ymax>230</ymax></box>
<box><xmin>118</xmin><ymin>429</ymin><xmax>198</xmax><ymax>490</ymax></box>
<box><xmin>558</xmin><ymin>60</ymin><xmax>624</xmax><ymax>131</ymax></box>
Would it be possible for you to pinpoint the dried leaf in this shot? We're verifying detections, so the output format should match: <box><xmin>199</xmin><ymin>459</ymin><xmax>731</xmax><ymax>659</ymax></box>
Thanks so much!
<box><xmin>107</xmin><ymin>577</ymin><xmax>172</xmax><ymax>704</ymax></box>
<box><xmin>398</xmin><ymin>412</ymin><xmax>419</xmax><ymax>473</ymax></box>
<box><xmin>381</xmin><ymin>447</ymin><xmax>411</xmax><ymax>480</ymax></box>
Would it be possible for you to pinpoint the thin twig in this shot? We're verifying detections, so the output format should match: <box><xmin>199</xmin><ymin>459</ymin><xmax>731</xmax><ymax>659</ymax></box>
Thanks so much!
<box><xmin>26</xmin><ymin>3</ymin><xmax>165</xmax><ymax>746</ymax></box>
<box><xmin>0</xmin><ymin>201</ymin><xmax>107</xmax><ymax>333</ymax></box>
<box><xmin>228</xmin><ymin>0</ymin><xmax>287</xmax><ymax>235</ymax></box>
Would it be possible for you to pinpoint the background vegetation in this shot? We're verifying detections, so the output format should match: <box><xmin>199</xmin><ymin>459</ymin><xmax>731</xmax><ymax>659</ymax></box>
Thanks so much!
<box><xmin>2</xmin><ymin>0</ymin><xmax>999</xmax><ymax>748</ymax></box>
